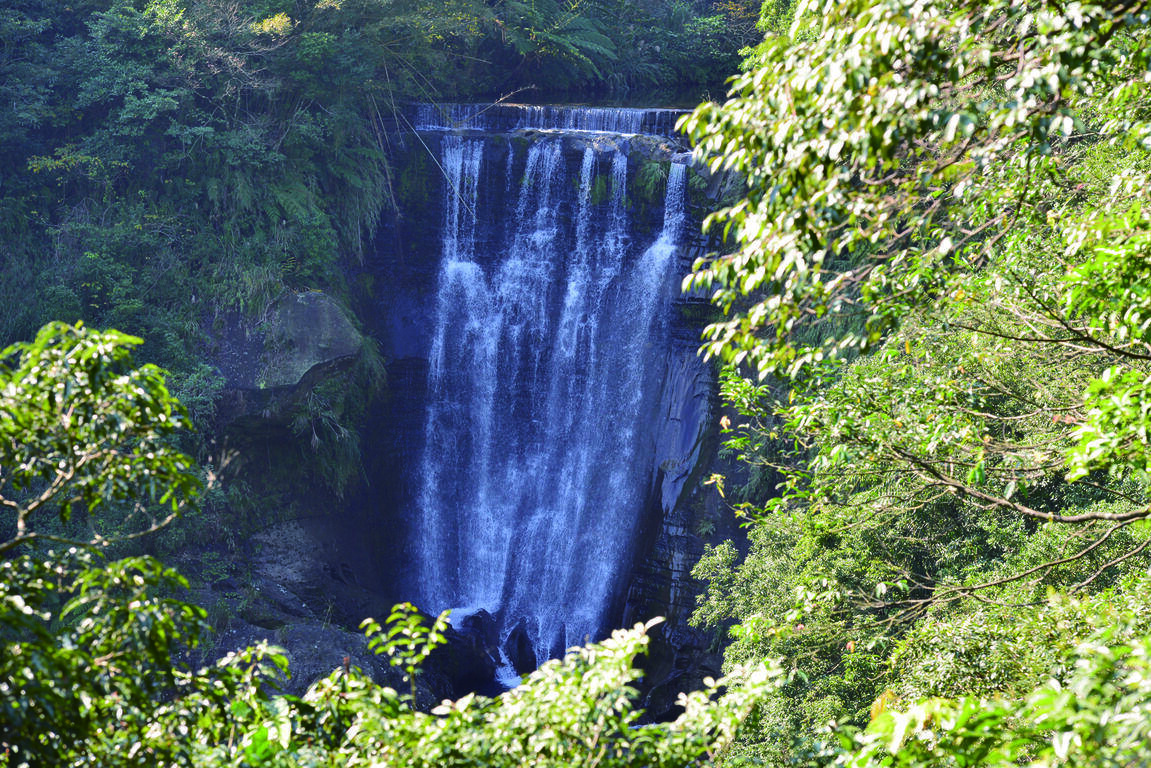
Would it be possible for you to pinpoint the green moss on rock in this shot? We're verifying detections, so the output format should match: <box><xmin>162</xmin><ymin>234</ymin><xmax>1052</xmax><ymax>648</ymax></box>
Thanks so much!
<box><xmin>260</xmin><ymin>290</ymin><xmax>363</xmax><ymax>390</ymax></box>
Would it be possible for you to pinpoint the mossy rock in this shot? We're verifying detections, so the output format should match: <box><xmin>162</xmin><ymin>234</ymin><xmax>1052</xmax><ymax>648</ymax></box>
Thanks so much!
<box><xmin>259</xmin><ymin>290</ymin><xmax>363</xmax><ymax>390</ymax></box>
<box><xmin>677</xmin><ymin>298</ymin><xmax>720</xmax><ymax>324</ymax></box>
<box><xmin>396</xmin><ymin>149</ymin><xmax>435</xmax><ymax>210</ymax></box>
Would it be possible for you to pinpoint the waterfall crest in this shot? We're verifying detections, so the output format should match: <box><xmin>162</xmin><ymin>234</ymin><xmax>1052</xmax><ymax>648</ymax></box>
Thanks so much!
<box><xmin>413</xmin><ymin>103</ymin><xmax>688</xmax><ymax>136</ymax></box>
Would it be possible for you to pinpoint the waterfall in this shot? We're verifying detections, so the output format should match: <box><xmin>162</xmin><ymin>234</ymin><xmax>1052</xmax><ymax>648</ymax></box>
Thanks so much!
<box><xmin>407</xmin><ymin>108</ymin><xmax>692</xmax><ymax>670</ymax></box>
<box><xmin>413</xmin><ymin>103</ymin><xmax>688</xmax><ymax>136</ymax></box>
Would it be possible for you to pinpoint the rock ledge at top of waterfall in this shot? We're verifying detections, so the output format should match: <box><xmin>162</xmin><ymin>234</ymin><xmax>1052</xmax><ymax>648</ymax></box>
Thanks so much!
<box><xmin>410</xmin><ymin>103</ymin><xmax>690</xmax><ymax>139</ymax></box>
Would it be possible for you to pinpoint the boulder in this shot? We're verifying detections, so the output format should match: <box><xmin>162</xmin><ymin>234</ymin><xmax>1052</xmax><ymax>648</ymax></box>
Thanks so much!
<box><xmin>213</xmin><ymin>290</ymin><xmax>363</xmax><ymax>425</ymax></box>
<box><xmin>258</xmin><ymin>290</ymin><xmax>363</xmax><ymax>390</ymax></box>
<box><xmin>426</xmin><ymin>617</ymin><xmax>500</xmax><ymax>699</ymax></box>
<box><xmin>503</xmin><ymin>620</ymin><xmax>538</xmax><ymax>676</ymax></box>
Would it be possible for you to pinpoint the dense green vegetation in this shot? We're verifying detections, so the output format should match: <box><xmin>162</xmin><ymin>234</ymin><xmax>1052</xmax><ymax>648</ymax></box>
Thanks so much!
<box><xmin>0</xmin><ymin>324</ymin><xmax>774</xmax><ymax>765</ymax></box>
<box><xmin>681</xmin><ymin>0</ymin><xmax>1151</xmax><ymax>763</ymax></box>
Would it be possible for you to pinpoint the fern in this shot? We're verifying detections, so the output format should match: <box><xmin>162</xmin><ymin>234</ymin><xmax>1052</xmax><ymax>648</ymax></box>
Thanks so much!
<box><xmin>498</xmin><ymin>0</ymin><xmax>617</xmax><ymax>78</ymax></box>
<box><xmin>271</xmin><ymin>180</ymin><xmax>312</xmax><ymax>222</ymax></box>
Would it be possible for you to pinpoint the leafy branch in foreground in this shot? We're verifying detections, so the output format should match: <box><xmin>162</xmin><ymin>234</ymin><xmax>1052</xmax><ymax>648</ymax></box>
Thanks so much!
<box><xmin>0</xmin><ymin>321</ymin><xmax>200</xmax><ymax>555</ymax></box>
<box><xmin>0</xmin><ymin>547</ymin><xmax>288</xmax><ymax>767</ymax></box>
<box><xmin>834</xmin><ymin>581</ymin><xmax>1151</xmax><ymax>768</ymax></box>
<box><xmin>682</xmin><ymin>0</ymin><xmax>1151</xmax><ymax>383</ymax></box>
<box><xmin>3</xmin><ymin>557</ymin><xmax>778</xmax><ymax>767</ymax></box>
<box><xmin>363</xmin><ymin>601</ymin><xmax>450</xmax><ymax>703</ymax></box>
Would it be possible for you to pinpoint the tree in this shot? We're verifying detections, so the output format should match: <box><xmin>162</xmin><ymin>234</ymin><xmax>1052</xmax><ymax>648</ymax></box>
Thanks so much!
<box><xmin>833</xmin><ymin>576</ymin><xmax>1151</xmax><ymax>767</ymax></box>
<box><xmin>0</xmin><ymin>322</ymin><xmax>200</xmax><ymax>555</ymax></box>
<box><xmin>677</xmin><ymin>0</ymin><xmax>1151</xmax><ymax>760</ymax></box>
<box><xmin>0</xmin><ymin>322</ymin><xmax>265</xmax><ymax>766</ymax></box>
<box><xmin>681</xmin><ymin>0</ymin><xmax>1151</xmax><ymax>613</ymax></box>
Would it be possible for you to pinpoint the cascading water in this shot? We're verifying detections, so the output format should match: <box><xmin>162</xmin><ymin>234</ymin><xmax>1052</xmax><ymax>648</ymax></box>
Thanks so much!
<box><xmin>404</xmin><ymin>106</ymin><xmax>692</xmax><ymax>674</ymax></box>
<box><xmin>413</xmin><ymin>103</ymin><xmax>687</xmax><ymax>135</ymax></box>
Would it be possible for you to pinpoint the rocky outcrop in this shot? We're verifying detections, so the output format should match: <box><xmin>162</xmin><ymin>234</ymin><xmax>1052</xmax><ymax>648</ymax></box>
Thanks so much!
<box><xmin>616</xmin><ymin>237</ymin><xmax>745</xmax><ymax>721</ymax></box>
<box><xmin>187</xmin><ymin>515</ymin><xmax>493</xmax><ymax>705</ymax></box>
<box><xmin>622</xmin><ymin>480</ymin><xmax>733</xmax><ymax>720</ymax></box>
<box><xmin>258</xmin><ymin>290</ymin><xmax>363</xmax><ymax>390</ymax></box>
<box><xmin>213</xmin><ymin>290</ymin><xmax>364</xmax><ymax>424</ymax></box>
<box><xmin>620</xmin><ymin>348</ymin><xmax>725</xmax><ymax>720</ymax></box>
<box><xmin>651</xmin><ymin>353</ymin><xmax>714</xmax><ymax>530</ymax></box>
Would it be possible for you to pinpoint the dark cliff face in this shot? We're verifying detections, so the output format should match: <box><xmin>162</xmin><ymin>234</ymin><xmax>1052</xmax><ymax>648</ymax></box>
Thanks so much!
<box><xmin>353</xmin><ymin>106</ymin><xmax>733</xmax><ymax>696</ymax></box>
<box><xmin>618</xmin><ymin>240</ymin><xmax>745</xmax><ymax>721</ymax></box>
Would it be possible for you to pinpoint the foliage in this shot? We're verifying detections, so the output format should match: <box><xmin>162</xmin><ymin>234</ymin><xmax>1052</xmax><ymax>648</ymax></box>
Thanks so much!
<box><xmin>0</xmin><ymin>322</ymin><xmax>199</xmax><ymax>555</ymax></box>
<box><xmin>247</xmin><ymin>616</ymin><xmax>777</xmax><ymax>768</ymax></box>
<box><xmin>830</xmin><ymin>585</ymin><xmax>1151</xmax><ymax>767</ymax></box>
<box><xmin>888</xmin><ymin>573</ymin><xmax>1151</xmax><ymax>702</ymax></box>
<box><xmin>0</xmin><ymin>319</ymin><xmax>775</xmax><ymax>766</ymax></box>
<box><xmin>0</xmin><ymin>321</ymin><xmax>271</xmax><ymax>766</ymax></box>
<box><xmin>682</xmin><ymin>0</ymin><xmax>1151</xmax><ymax>621</ymax></box>
<box><xmin>0</xmin><ymin>548</ymin><xmax>287</xmax><ymax>768</ymax></box>
<box><xmin>498</xmin><ymin>0</ymin><xmax>618</xmax><ymax>85</ymax></box>
<box><xmin>285</xmin><ymin>339</ymin><xmax>386</xmax><ymax>497</ymax></box>
<box><xmin>363</xmin><ymin>602</ymin><xmax>450</xmax><ymax>701</ymax></box>
<box><xmin>682</xmin><ymin>0</ymin><xmax>1151</xmax><ymax>383</ymax></box>
<box><xmin>1</xmin><ymin>554</ymin><xmax>777</xmax><ymax>767</ymax></box>
<box><xmin>680</xmin><ymin>0</ymin><xmax>1151</xmax><ymax>762</ymax></box>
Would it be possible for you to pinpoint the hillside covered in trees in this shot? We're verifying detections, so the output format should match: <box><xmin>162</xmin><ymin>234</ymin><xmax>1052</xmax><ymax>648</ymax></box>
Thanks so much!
<box><xmin>5</xmin><ymin>0</ymin><xmax>1151</xmax><ymax>765</ymax></box>
<box><xmin>0</xmin><ymin>0</ymin><xmax>760</xmax><ymax>552</ymax></box>
<box><xmin>0</xmin><ymin>0</ymin><xmax>750</xmax><ymax>446</ymax></box>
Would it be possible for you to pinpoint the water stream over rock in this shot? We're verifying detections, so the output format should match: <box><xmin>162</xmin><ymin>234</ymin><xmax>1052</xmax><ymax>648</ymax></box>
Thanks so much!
<box><xmin>372</xmin><ymin>105</ymin><xmax>703</xmax><ymax>677</ymax></box>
